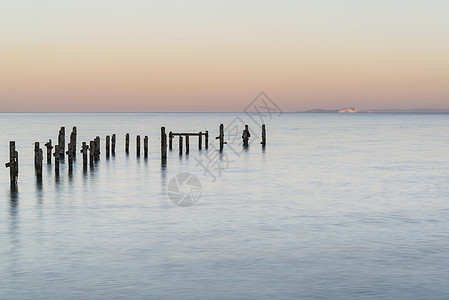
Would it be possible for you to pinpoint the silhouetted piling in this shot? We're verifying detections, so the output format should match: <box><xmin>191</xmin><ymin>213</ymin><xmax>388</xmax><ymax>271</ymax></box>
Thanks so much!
<box><xmin>199</xmin><ymin>132</ymin><xmax>202</xmax><ymax>150</ymax></box>
<box><xmin>169</xmin><ymin>131</ymin><xmax>173</xmax><ymax>150</ymax></box>
<box><xmin>89</xmin><ymin>141</ymin><xmax>95</xmax><ymax>165</ymax></box>
<box><xmin>44</xmin><ymin>139</ymin><xmax>53</xmax><ymax>164</ymax></box>
<box><xmin>5</xmin><ymin>141</ymin><xmax>19</xmax><ymax>185</ymax></box>
<box><xmin>81</xmin><ymin>142</ymin><xmax>88</xmax><ymax>166</ymax></box>
<box><xmin>111</xmin><ymin>134</ymin><xmax>116</xmax><ymax>154</ymax></box>
<box><xmin>216</xmin><ymin>124</ymin><xmax>224</xmax><ymax>151</ymax></box>
<box><xmin>242</xmin><ymin>125</ymin><xmax>250</xmax><ymax>147</ymax></box>
<box><xmin>66</xmin><ymin>142</ymin><xmax>73</xmax><ymax>171</ymax></box>
<box><xmin>125</xmin><ymin>133</ymin><xmax>129</xmax><ymax>153</ymax></box>
<box><xmin>261</xmin><ymin>124</ymin><xmax>266</xmax><ymax>146</ymax></box>
<box><xmin>144</xmin><ymin>136</ymin><xmax>148</xmax><ymax>157</ymax></box>
<box><xmin>205</xmin><ymin>131</ymin><xmax>209</xmax><ymax>149</ymax></box>
<box><xmin>179</xmin><ymin>135</ymin><xmax>183</xmax><ymax>155</ymax></box>
<box><xmin>106</xmin><ymin>135</ymin><xmax>110</xmax><ymax>157</ymax></box>
<box><xmin>136</xmin><ymin>135</ymin><xmax>141</xmax><ymax>156</ymax></box>
<box><xmin>186</xmin><ymin>136</ymin><xmax>190</xmax><ymax>154</ymax></box>
<box><xmin>161</xmin><ymin>127</ymin><xmax>167</xmax><ymax>160</ymax></box>
<box><xmin>58</xmin><ymin>127</ymin><xmax>65</xmax><ymax>155</ymax></box>
<box><xmin>35</xmin><ymin>143</ymin><xmax>43</xmax><ymax>177</ymax></box>
<box><xmin>53</xmin><ymin>145</ymin><xmax>60</xmax><ymax>173</ymax></box>
<box><xmin>70</xmin><ymin>126</ymin><xmax>77</xmax><ymax>156</ymax></box>
<box><xmin>94</xmin><ymin>136</ymin><xmax>100</xmax><ymax>160</ymax></box>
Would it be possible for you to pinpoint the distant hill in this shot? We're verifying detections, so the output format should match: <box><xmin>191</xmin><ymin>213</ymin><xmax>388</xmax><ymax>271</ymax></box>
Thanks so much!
<box><xmin>298</xmin><ymin>108</ymin><xmax>449</xmax><ymax>113</ymax></box>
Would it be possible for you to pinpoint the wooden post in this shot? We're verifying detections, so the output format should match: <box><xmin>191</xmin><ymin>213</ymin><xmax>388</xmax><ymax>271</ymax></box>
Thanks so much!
<box><xmin>185</xmin><ymin>135</ymin><xmax>190</xmax><ymax>154</ymax></box>
<box><xmin>5</xmin><ymin>141</ymin><xmax>19</xmax><ymax>185</ymax></box>
<box><xmin>261</xmin><ymin>124</ymin><xmax>266</xmax><ymax>146</ymax></box>
<box><xmin>94</xmin><ymin>136</ymin><xmax>100</xmax><ymax>160</ymax></box>
<box><xmin>242</xmin><ymin>125</ymin><xmax>250</xmax><ymax>147</ymax></box>
<box><xmin>144</xmin><ymin>136</ymin><xmax>148</xmax><ymax>157</ymax></box>
<box><xmin>125</xmin><ymin>133</ymin><xmax>129</xmax><ymax>153</ymax></box>
<box><xmin>58</xmin><ymin>127</ymin><xmax>65</xmax><ymax>155</ymax></box>
<box><xmin>198</xmin><ymin>132</ymin><xmax>202</xmax><ymax>150</ymax></box>
<box><xmin>179</xmin><ymin>135</ymin><xmax>183</xmax><ymax>155</ymax></box>
<box><xmin>169</xmin><ymin>131</ymin><xmax>173</xmax><ymax>150</ymax></box>
<box><xmin>161</xmin><ymin>127</ymin><xmax>167</xmax><ymax>160</ymax></box>
<box><xmin>44</xmin><ymin>139</ymin><xmax>53</xmax><ymax>164</ymax></box>
<box><xmin>70</xmin><ymin>126</ymin><xmax>77</xmax><ymax>156</ymax></box>
<box><xmin>36</xmin><ymin>148</ymin><xmax>43</xmax><ymax>177</ymax></box>
<box><xmin>66</xmin><ymin>142</ymin><xmax>73</xmax><ymax>171</ymax></box>
<box><xmin>89</xmin><ymin>141</ymin><xmax>95</xmax><ymax>165</ymax></box>
<box><xmin>53</xmin><ymin>145</ymin><xmax>60</xmax><ymax>173</ymax></box>
<box><xmin>34</xmin><ymin>142</ymin><xmax>40</xmax><ymax>168</ymax></box>
<box><xmin>111</xmin><ymin>134</ymin><xmax>116</xmax><ymax>154</ymax></box>
<box><xmin>205</xmin><ymin>131</ymin><xmax>209</xmax><ymax>149</ymax></box>
<box><xmin>136</xmin><ymin>135</ymin><xmax>141</xmax><ymax>156</ymax></box>
<box><xmin>80</xmin><ymin>142</ymin><xmax>88</xmax><ymax>166</ymax></box>
<box><xmin>106</xmin><ymin>135</ymin><xmax>110</xmax><ymax>157</ymax></box>
<box><xmin>215</xmin><ymin>124</ymin><xmax>224</xmax><ymax>151</ymax></box>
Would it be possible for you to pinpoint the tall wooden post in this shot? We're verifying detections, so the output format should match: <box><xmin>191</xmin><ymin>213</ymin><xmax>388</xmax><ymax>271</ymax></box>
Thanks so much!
<box><xmin>36</xmin><ymin>148</ymin><xmax>43</xmax><ymax>177</ymax></box>
<box><xmin>34</xmin><ymin>142</ymin><xmax>40</xmax><ymax>168</ymax></box>
<box><xmin>198</xmin><ymin>132</ymin><xmax>202</xmax><ymax>150</ymax></box>
<box><xmin>185</xmin><ymin>135</ymin><xmax>190</xmax><ymax>154</ymax></box>
<box><xmin>242</xmin><ymin>125</ymin><xmax>250</xmax><ymax>147</ymax></box>
<box><xmin>216</xmin><ymin>124</ymin><xmax>224</xmax><ymax>151</ymax></box>
<box><xmin>111</xmin><ymin>134</ymin><xmax>116</xmax><ymax>154</ymax></box>
<box><xmin>125</xmin><ymin>133</ymin><xmax>129</xmax><ymax>153</ymax></box>
<box><xmin>94</xmin><ymin>136</ymin><xmax>100</xmax><ymax>160</ymax></box>
<box><xmin>80</xmin><ymin>142</ymin><xmax>88</xmax><ymax>166</ymax></box>
<box><xmin>179</xmin><ymin>135</ymin><xmax>183</xmax><ymax>155</ymax></box>
<box><xmin>144</xmin><ymin>136</ymin><xmax>148</xmax><ymax>157</ymax></box>
<box><xmin>169</xmin><ymin>131</ymin><xmax>173</xmax><ymax>150</ymax></box>
<box><xmin>5</xmin><ymin>141</ymin><xmax>19</xmax><ymax>185</ymax></box>
<box><xmin>44</xmin><ymin>139</ymin><xmax>53</xmax><ymax>163</ymax></box>
<box><xmin>66</xmin><ymin>142</ymin><xmax>73</xmax><ymax>171</ymax></box>
<box><xmin>89</xmin><ymin>141</ymin><xmax>95</xmax><ymax>165</ymax></box>
<box><xmin>70</xmin><ymin>126</ymin><xmax>77</xmax><ymax>156</ymax></box>
<box><xmin>205</xmin><ymin>131</ymin><xmax>209</xmax><ymax>149</ymax></box>
<box><xmin>106</xmin><ymin>135</ymin><xmax>110</xmax><ymax>157</ymax></box>
<box><xmin>136</xmin><ymin>135</ymin><xmax>141</xmax><ymax>156</ymax></box>
<box><xmin>161</xmin><ymin>127</ymin><xmax>167</xmax><ymax>160</ymax></box>
<box><xmin>53</xmin><ymin>145</ymin><xmax>60</xmax><ymax>173</ymax></box>
<box><xmin>58</xmin><ymin>127</ymin><xmax>65</xmax><ymax>155</ymax></box>
<box><xmin>261</xmin><ymin>124</ymin><xmax>266</xmax><ymax>146</ymax></box>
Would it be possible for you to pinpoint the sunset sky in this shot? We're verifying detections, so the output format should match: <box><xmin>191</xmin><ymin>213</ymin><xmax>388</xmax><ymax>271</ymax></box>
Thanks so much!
<box><xmin>1</xmin><ymin>0</ymin><xmax>448</xmax><ymax>112</ymax></box>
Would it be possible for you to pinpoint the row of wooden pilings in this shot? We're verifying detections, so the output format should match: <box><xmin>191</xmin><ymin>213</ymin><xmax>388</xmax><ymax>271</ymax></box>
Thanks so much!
<box><xmin>5</xmin><ymin>124</ymin><xmax>266</xmax><ymax>186</ymax></box>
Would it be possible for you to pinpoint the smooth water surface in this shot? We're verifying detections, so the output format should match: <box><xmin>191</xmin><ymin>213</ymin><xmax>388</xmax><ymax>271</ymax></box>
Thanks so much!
<box><xmin>1</xmin><ymin>113</ymin><xmax>449</xmax><ymax>299</ymax></box>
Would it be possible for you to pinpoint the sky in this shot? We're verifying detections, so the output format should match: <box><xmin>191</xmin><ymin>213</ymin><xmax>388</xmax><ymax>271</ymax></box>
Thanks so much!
<box><xmin>1</xmin><ymin>0</ymin><xmax>448</xmax><ymax>112</ymax></box>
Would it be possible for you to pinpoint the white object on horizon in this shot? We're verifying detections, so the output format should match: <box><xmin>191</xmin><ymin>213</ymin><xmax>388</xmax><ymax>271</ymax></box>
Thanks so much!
<box><xmin>338</xmin><ymin>108</ymin><xmax>358</xmax><ymax>113</ymax></box>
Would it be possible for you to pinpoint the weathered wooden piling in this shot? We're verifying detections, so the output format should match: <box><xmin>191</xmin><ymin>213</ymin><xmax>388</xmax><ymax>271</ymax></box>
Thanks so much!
<box><xmin>44</xmin><ymin>139</ymin><xmax>53</xmax><ymax>163</ymax></box>
<box><xmin>125</xmin><ymin>133</ymin><xmax>129</xmax><ymax>153</ymax></box>
<box><xmin>198</xmin><ymin>132</ymin><xmax>202</xmax><ymax>150</ymax></box>
<box><xmin>66</xmin><ymin>142</ymin><xmax>73</xmax><ymax>171</ymax></box>
<box><xmin>242</xmin><ymin>125</ymin><xmax>250</xmax><ymax>147</ymax></box>
<box><xmin>53</xmin><ymin>145</ymin><xmax>60</xmax><ymax>173</ymax></box>
<box><xmin>89</xmin><ymin>141</ymin><xmax>95</xmax><ymax>165</ymax></box>
<box><xmin>111</xmin><ymin>134</ymin><xmax>116</xmax><ymax>154</ymax></box>
<box><xmin>185</xmin><ymin>136</ymin><xmax>190</xmax><ymax>154</ymax></box>
<box><xmin>34</xmin><ymin>142</ymin><xmax>40</xmax><ymax>168</ymax></box>
<box><xmin>216</xmin><ymin>124</ymin><xmax>224</xmax><ymax>151</ymax></box>
<box><xmin>94</xmin><ymin>136</ymin><xmax>100</xmax><ymax>160</ymax></box>
<box><xmin>70</xmin><ymin>126</ymin><xmax>77</xmax><ymax>156</ymax></box>
<box><xmin>80</xmin><ymin>142</ymin><xmax>88</xmax><ymax>166</ymax></box>
<box><xmin>205</xmin><ymin>131</ymin><xmax>209</xmax><ymax>149</ymax></box>
<box><xmin>179</xmin><ymin>135</ymin><xmax>183</xmax><ymax>155</ymax></box>
<box><xmin>5</xmin><ymin>141</ymin><xmax>19</xmax><ymax>185</ymax></box>
<box><xmin>161</xmin><ymin>127</ymin><xmax>167</xmax><ymax>160</ymax></box>
<box><xmin>106</xmin><ymin>135</ymin><xmax>110</xmax><ymax>157</ymax></box>
<box><xmin>261</xmin><ymin>124</ymin><xmax>266</xmax><ymax>146</ymax></box>
<box><xmin>136</xmin><ymin>135</ymin><xmax>141</xmax><ymax>156</ymax></box>
<box><xmin>58</xmin><ymin>127</ymin><xmax>65</xmax><ymax>155</ymax></box>
<box><xmin>36</xmin><ymin>146</ymin><xmax>43</xmax><ymax>176</ymax></box>
<box><xmin>169</xmin><ymin>131</ymin><xmax>173</xmax><ymax>150</ymax></box>
<box><xmin>144</xmin><ymin>136</ymin><xmax>148</xmax><ymax>157</ymax></box>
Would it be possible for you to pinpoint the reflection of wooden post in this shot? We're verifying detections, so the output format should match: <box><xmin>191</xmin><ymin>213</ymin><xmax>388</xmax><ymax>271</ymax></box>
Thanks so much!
<box><xmin>5</xmin><ymin>141</ymin><xmax>19</xmax><ymax>185</ymax></box>
<box><xmin>144</xmin><ymin>136</ymin><xmax>148</xmax><ymax>157</ymax></box>
<box><xmin>111</xmin><ymin>134</ymin><xmax>116</xmax><ymax>154</ymax></box>
<box><xmin>106</xmin><ymin>135</ymin><xmax>110</xmax><ymax>157</ymax></box>
<box><xmin>80</xmin><ymin>142</ymin><xmax>88</xmax><ymax>166</ymax></box>
<box><xmin>261</xmin><ymin>124</ymin><xmax>266</xmax><ymax>146</ymax></box>
<box><xmin>53</xmin><ymin>145</ymin><xmax>60</xmax><ymax>173</ymax></box>
<box><xmin>242</xmin><ymin>125</ymin><xmax>250</xmax><ymax>147</ymax></box>
<box><xmin>161</xmin><ymin>127</ymin><xmax>167</xmax><ymax>160</ymax></box>
<box><xmin>216</xmin><ymin>124</ymin><xmax>224</xmax><ymax>151</ymax></box>
<box><xmin>58</xmin><ymin>127</ymin><xmax>65</xmax><ymax>155</ymax></box>
<box><xmin>125</xmin><ymin>133</ymin><xmax>129</xmax><ymax>153</ymax></box>
<box><xmin>198</xmin><ymin>132</ymin><xmax>202</xmax><ymax>150</ymax></box>
<box><xmin>136</xmin><ymin>135</ymin><xmax>141</xmax><ymax>156</ymax></box>
<box><xmin>205</xmin><ymin>131</ymin><xmax>209</xmax><ymax>149</ymax></box>
<box><xmin>70</xmin><ymin>126</ymin><xmax>77</xmax><ymax>156</ymax></box>
<box><xmin>89</xmin><ymin>141</ymin><xmax>95</xmax><ymax>165</ymax></box>
<box><xmin>179</xmin><ymin>135</ymin><xmax>183</xmax><ymax>155</ymax></box>
<box><xmin>169</xmin><ymin>131</ymin><xmax>173</xmax><ymax>150</ymax></box>
<box><xmin>185</xmin><ymin>135</ymin><xmax>190</xmax><ymax>154</ymax></box>
<box><xmin>44</xmin><ymin>139</ymin><xmax>53</xmax><ymax>164</ymax></box>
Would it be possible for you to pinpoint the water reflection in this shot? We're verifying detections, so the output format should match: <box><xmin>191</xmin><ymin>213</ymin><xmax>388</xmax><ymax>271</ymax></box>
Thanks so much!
<box><xmin>9</xmin><ymin>185</ymin><xmax>19</xmax><ymax>215</ymax></box>
<box><xmin>35</xmin><ymin>176</ymin><xmax>43</xmax><ymax>204</ymax></box>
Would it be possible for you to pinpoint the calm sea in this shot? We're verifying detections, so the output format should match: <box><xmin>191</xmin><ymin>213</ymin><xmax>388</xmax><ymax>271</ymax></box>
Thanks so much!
<box><xmin>1</xmin><ymin>112</ymin><xmax>449</xmax><ymax>299</ymax></box>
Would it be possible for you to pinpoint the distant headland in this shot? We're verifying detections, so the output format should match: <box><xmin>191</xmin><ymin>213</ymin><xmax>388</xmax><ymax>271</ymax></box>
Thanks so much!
<box><xmin>298</xmin><ymin>108</ymin><xmax>449</xmax><ymax>114</ymax></box>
